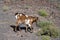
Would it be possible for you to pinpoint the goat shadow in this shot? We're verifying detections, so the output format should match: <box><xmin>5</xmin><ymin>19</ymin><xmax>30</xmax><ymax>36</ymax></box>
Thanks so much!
<box><xmin>10</xmin><ymin>24</ymin><xmax>31</xmax><ymax>32</ymax></box>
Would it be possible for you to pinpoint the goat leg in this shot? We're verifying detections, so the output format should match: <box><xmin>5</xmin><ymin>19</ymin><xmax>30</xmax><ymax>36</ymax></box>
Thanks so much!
<box><xmin>30</xmin><ymin>26</ymin><xmax>33</xmax><ymax>33</ymax></box>
<box><xmin>15</xmin><ymin>21</ymin><xmax>19</xmax><ymax>32</ymax></box>
<box><xmin>25</xmin><ymin>25</ymin><xmax>28</xmax><ymax>32</ymax></box>
<box><xmin>15</xmin><ymin>26</ymin><xmax>17</xmax><ymax>32</ymax></box>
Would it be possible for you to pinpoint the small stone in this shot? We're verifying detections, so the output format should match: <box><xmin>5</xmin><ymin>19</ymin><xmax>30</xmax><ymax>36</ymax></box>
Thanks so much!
<box><xmin>21</xmin><ymin>35</ymin><xmax>23</xmax><ymax>37</ymax></box>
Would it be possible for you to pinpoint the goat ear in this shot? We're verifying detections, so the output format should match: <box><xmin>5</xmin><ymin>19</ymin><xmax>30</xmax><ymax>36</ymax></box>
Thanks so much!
<box><xmin>15</xmin><ymin>12</ymin><xmax>18</xmax><ymax>15</ymax></box>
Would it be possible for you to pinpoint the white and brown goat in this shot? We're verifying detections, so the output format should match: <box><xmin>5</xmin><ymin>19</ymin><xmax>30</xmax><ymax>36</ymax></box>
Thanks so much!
<box><xmin>15</xmin><ymin>13</ymin><xmax>38</xmax><ymax>33</ymax></box>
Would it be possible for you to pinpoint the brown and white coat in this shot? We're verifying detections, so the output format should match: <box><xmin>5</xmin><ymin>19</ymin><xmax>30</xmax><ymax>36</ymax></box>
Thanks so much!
<box><xmin>15</xmin><ymin>13</ymin><xmax>38</xmax><ymax>32</ymax></box>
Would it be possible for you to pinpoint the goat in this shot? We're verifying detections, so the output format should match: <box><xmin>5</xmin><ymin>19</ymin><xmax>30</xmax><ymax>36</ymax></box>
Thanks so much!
<box><xmin>15</xmin><ymin>13</ymin><xmax>38</xmax><ymax>33</ymax></box>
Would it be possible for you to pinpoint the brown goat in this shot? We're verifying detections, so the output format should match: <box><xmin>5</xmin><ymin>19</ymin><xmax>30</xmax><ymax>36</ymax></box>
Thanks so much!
<box><xmin>15</xmin><ymin>13</ymin><xmax>38</xmax><ymax>33</ymax></box>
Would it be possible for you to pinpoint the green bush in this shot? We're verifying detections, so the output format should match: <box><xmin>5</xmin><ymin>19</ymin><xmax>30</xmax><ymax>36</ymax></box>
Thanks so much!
<box><xmin>38</xmin><ymin>9</ymin><xmax>48</xmax><ymax>17</ymax></box>
<box><xmin>37</xmin><ymin>21</ymin><xmax>60</xmax><ymax>38</ymax></box>
<box><xmin>49</xmin><ymin>26</ymin><xmax>60</xmax><ymax>38</ymax></box>
<box><xmin>41</xmin><ymin>35</ymin><xmax>51</xmax><ymax>40</ymax></box>
<box><xmin>24</xmin><ymin>5</ymin><xmax>31</xmax><ymax>9</ymax></box>
<box><xmin>56</xmin><ymin>5</ymin><xmax>60</xmax><ymax>10</ymax></box>
<box><xmin>2</xmin><ymin>5</ymin><xmax>9</xmax><ymax>11</ymax></box>
<box><xmin>36</xmin><ymin>29</ymin><xmax>44</xmax><ymax>36</ymax></box>
<box><xmin>37</xmin><ymin>21</ymin><xmax>52</xmax><ymax>28</ymax></box>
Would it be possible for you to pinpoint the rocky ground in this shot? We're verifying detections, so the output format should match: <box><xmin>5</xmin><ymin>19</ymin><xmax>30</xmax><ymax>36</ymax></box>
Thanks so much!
<box><xmin>0</xmin><ymin>0</ymin><xmax>60</xmax><ymax>40</ymax></box>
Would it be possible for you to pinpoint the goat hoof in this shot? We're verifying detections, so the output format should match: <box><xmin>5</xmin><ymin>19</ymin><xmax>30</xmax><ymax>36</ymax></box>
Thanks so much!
<box><xmin>30</xmin><ymin>31</ymin><xmax>33</xmax><ymax>33</ymax></box>
<box><xmin>14</xmin><ymin>30</ymin><xmax>17</xmax><ymax>32</ymax></box>
<box><xmin>21</xmin><ymin>35</ymin><xmax>23</xmax><ymax>37</ymax></box>
<box><xmin>25</xmin><ymin>31</ymin><xmax>27</xmax><ymax>33</ymax></box>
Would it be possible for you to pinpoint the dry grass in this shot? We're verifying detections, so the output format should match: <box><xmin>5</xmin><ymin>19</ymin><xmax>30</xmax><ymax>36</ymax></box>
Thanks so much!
<box><xmin>38</xmin><ymin>9</ymin><xmax>48</xmax><ymax>17</ymax></box>
<box><xmin>2</xmin><ymin>5</ymin><xmax>9</xmax><ymax>11</ymax></box>
<box><xmin>36</xmin><ymin>21</ymin><xmax>60</xmax><ymax>38</ymax></box>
